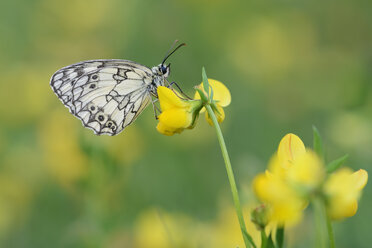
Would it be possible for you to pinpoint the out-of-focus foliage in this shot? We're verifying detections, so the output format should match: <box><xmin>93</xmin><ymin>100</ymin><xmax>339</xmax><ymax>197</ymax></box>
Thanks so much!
<box><xmin>0</xmin><ymin>0</ymin><xmax>371</xmax><ymax>247</ymax></box>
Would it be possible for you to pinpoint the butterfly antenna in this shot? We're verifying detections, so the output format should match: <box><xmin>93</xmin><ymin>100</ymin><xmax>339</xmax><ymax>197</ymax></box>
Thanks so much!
<box><xmin>162</xmin><ymin>42</ymin><xmax>186</xmax><ymax>65</ymax></box>
<box><xmin>163</xmin><ymin>40</ymin><xmax>179</xmax><ymax>59</ymax></box>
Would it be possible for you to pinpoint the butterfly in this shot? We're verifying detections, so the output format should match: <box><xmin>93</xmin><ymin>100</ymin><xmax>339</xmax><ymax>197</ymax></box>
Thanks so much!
<box><xmin>50</xmin><ymin>42</ymin><xmax>185</xmax><ymax>136</ymax></box>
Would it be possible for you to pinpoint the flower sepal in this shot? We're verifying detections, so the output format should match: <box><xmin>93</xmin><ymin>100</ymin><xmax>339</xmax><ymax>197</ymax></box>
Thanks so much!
<box><xmin>201</xmin><ymin>67</ymin><xmax>213</xmax><ymax>103</ymax></box>
<box><xmin>194</xmin><ymin>74</ymin><xmax>231</xmax><ymax>126</ymax></box>
<box><xmin>187</xmin><ymin>100</ymin><xmax>204</xmax><ymax>129</ymax></box>
<box><xmin>194</xmin><ymin>87</ymin><xmax>209</xmax><ymax>104</ymax></box>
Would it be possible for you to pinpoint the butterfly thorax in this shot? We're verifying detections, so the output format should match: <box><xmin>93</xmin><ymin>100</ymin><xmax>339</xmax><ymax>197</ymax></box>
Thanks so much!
<box><xmin>149</xmin><ymin>64</ymin><xmax>170</xmax><ymax>95</ymax></box>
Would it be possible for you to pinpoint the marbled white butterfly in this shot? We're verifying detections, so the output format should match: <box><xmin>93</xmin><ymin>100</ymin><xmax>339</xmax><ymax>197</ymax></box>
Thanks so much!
<box><xmin>50</xmin><ymin>42</ymin><xmax>185</xmax><ymax>136</ymax></box>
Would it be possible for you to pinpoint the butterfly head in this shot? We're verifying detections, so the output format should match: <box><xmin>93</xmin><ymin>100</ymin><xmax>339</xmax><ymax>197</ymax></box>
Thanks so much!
<box><xmin>152</xmin><ymin>63</ymin><xmax>171</xmax><ymax>78</ymax></box>
<box><xmin>152</xmin><ymin>41</ymin><xmax>185</xmax><ymax>80</ymax></box>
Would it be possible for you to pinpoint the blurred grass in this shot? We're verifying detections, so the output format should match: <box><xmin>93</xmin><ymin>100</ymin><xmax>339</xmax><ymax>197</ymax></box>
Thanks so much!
<box><xmin>0</xmin><ymin>0</ymin><xmax>371</xmax><ymax>247</ymax></box>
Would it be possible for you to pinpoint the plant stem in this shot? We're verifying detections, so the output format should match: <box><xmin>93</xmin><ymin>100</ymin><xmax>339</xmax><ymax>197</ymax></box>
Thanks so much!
<box><xmin>276</xmin><ymin>226</ymin><xmax>285</xmax><ymax>248</ymax></box>
<box><xmin>261</xmin><ymin>230</ymin><xmax>267</xmax><ymax>248</ymax></box>
<box><xmin>205</xmin><ymin>105</ymin><xmax>253</xmax><ymax>248</ymax></box>
<box><xmin>313</xmin><ymin>197</ymin><xmax>328</xmax><ymax>248</ymax></box>
<box><xmin>326</xmin><ymin>214</ymin><xmax>336</xmax><ymax>248</ymax></box>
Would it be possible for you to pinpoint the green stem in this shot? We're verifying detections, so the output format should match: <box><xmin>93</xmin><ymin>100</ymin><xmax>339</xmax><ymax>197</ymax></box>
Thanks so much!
<box><xmin>276</xmin><ymin>226</ymin><xmax>285</xmax><ymax>248</ymax></box>
<box><xmin>326</xmin><ymin>214</ymin><xmax>336</xmax><ymax>248</ymax></box>
<box><xmin>313</xmin><ymin>197</ymin><xmax>328</xmax><ymax>248</ymax></box>
<box><xmin>205</xmin><ymin>105</ymin><xmax>253</xmax><ymax>248</ymax></box>
<box><xmin>261</xmin><ymin>230</ymin><xmax>268</xmax><ymax>248</ymax></box>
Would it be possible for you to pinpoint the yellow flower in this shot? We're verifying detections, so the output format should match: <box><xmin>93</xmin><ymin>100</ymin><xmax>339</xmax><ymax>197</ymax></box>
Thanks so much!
<box><xmin>133</xmin><ymin>208</ymin><xmax>197</xmax><ymax>248</ymax></box>
<box><xmin>207</xmin><ymin>205</ymin><xmax>263</xmax><ymax>248</ymax></box>
<box><xmin>253</xmin><ymin>133</ymin><xmax>325</xmax><ymax>225</ymax></box>
<box><xmin>194</xmin><ymin>79</ymin><xmax>231</xmax><ymax>125</ymax></box>
<box><xmin>156</xmin><ymin>86</ymin><xmax>202</xmax><ymax>136</ymax></box>
<box><xmin>270</xmin><ymin>133</ymin><xmax>325</xmax><ymax>190</ymax></box>
<box><xmin>324</xmin><ymin>168</ymin><xmax>368</xmax><ymax>220</ymax></box>
<box><xmin>253</xmin><ymin>171</ymin><xmax>304</xmax><ymax>225</ymax></box>
<box><xmin>254</xmin><ymin>132</ymin><xmax>369</xmax><ymax>226</ymax></box>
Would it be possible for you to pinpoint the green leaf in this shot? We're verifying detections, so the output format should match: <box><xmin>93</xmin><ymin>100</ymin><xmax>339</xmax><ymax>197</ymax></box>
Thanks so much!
<box><xmin>201</xmin><ymin>67</ymin><xmax>210</xmax><ymax>100</ymax></box>
<box><xmin>267</xmin><ymin>233</ymin><xmax>275</xmax><ymax>248</ymax></box>
<box><xmin>326</xmin><ymin>154</ymin><xmax>349</xmax><ymax>173</ymax></box>
<box><xmin>242</xmin><ymin>229</ymin><xmax>257</xmax><ymax>248</ymax></box>
<box><xmin>275</xmin><ymin>227</ymin><xmax>284</xmax><ymax>248</ymax></box>
<box><xmin>312</xmin><ymin>125</ymin><xmax>324</xmax><ymax>160</ymax></box>
<box><xmin>210</xmin><ymin>102</ymin><xmax>221</xmax><ymax>115</ymax></box>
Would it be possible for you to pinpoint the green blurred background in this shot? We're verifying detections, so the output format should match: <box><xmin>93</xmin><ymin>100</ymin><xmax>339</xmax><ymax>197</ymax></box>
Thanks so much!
<box><xmin>0</xmin><ymin>0</ymin><xmax>371</xmax><ymax>247</ymax></box>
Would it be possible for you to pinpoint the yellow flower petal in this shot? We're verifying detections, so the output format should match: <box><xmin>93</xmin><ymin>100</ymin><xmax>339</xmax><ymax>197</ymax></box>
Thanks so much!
<box><xmin>253</xmin><ymin>173</ymin><xmax>273</xmax><ymax>202</ymax></box>
<box><xmin>194</xmin><ymin>79</ymin><xmax>231</xmax><ymax>107</ymax></box>
<box><xmin>156</xmin><ymin>107</ymin><xmax>193</xmax><ymax>136</ymax></box>
<box><xmin>277</xmin><ymin>133</ymin><xmax>306</xmax><ymax>170</ymax></box>
<box><xmin>158</xmin><ymin>86</ymin><xmax>189</xmax><ymax>111</ymax></box>
<box><xmin>352</xmin><ymin>169</ymin><xmax>368</xmax><ymax>190</ymax></box>
<box><xmin>253</xmin><ymin>173</ymin><xmax>295</xmax><ymax>203</ymax></box>
<box><xmin>158</xmin><ymin>108</ymin><xmax>192</xmax><ymax>129</ymax></box>
<box><xmin>156</xmin><ymin>122</ymin><xmax>178</xmax><ymax>136</ymax></box>
<box><xmin>252</xmin><ymin>173</ymin><xmax>303</xmax><ymax>225</ymax></box>
<box><xmin>324</xmin><ymin>167</ymin><xmax>366</xmax><ymax>220</ymax></box>
<box><xmin>269</xmin><ymin>201</ymin><xmax>303</xmax><ymax>226</ymax></box>
<box><xmin>268</xmin><ymin>154</ymin><xmax>286</xmax><ymax>179</ymax></box>
<box><xmin>287</xmin><ymin>151</ymin><xmax>325</xmax><ymax>189</ymax></box>
<box><xmin>328</xmin><ymin>200</ymin><xmax>358</xmax><ymax>220</ymax></box>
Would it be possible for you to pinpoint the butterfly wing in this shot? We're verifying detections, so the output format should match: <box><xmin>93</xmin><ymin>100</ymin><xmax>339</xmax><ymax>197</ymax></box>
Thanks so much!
<box><xmin>50</xmin><ymin>59</ymin><xmax>153</xmax><ymax>136</ymax></box>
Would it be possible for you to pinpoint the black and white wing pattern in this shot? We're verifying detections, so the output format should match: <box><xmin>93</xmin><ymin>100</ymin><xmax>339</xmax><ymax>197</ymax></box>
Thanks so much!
<box><xmin>50</xmin><ymin>60</ymin><xmax>153</xmax><ymax>136</ymax></box>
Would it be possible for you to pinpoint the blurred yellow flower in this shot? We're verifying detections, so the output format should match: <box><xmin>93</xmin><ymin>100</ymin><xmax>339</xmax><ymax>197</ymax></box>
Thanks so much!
<box><xmin>324</xmin><ymin>168</ymin><xmax>368</xmax><ymax>220</ymax></box>
<box><xmin>133</xmin><ymin>208</ymin><xmax>198</xmax><ymax>248</ymax></box>
<box><xmin>287</xmin><ymin>151</ymin><xmax>325</xmax><ymax>190</ymax></box>
<box><xmin>194</xmin><ymin>79</ymin><xmax>231</xmax><ymax>125</ymax></box>
<box><xmin>206</xmin><ymin>206</ymin><xmax>260</xmax><ymax>248</ymax></box>
<box><xmin>253</xmin><ymin>171</ymin><xmax>304</xmax><ymax>225</ymax></box>
<box><xmin>156</xmin><ymin>86</ymin><xmax>202</xmax><ymax>136</ymax></box>
<box><xmin>254</xmin><ymin>132</ymin><xmax>368</xmax><ymax>226</ymax></box>
<box><xmin>253</xmin><ymin>133</ymin><xmax>325</xmax><ymax>225</ymax></box>
<box><xmin>0</xmin><ymin>174</ymin><xmax>32</xmax><ymax>234</ymax></box>
<box><xmin>0</xmin><ymin>68</ymin><xmax>53</xmax><ymax>126</ymax></box>
<box><xmin>38</xmin><ymin>109</ymin><xmax>88</xmax><ymax>188</ymax></box>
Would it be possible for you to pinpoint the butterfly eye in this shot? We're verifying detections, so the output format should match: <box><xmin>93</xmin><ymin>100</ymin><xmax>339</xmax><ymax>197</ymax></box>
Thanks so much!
<box><xmin>161</xmin><ymin>66</ymin><xmax>168</xmax><ymax>74</ymax></box>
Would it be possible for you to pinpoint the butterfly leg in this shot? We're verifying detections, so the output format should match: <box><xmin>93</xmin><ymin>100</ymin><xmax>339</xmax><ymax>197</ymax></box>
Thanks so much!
<box><xmin>169</xmin><ymin>81</ymin><xmax>193</xmax><ymax>100</ymax></box>
<box><xmin>150</xmin><ymin>97</ymin><xmax>161</xmax><ymax>120</ymax></box>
